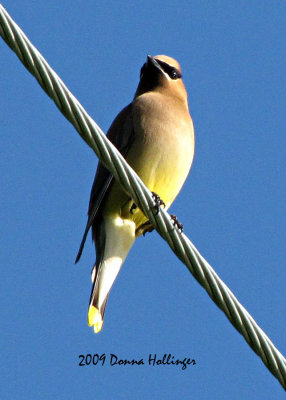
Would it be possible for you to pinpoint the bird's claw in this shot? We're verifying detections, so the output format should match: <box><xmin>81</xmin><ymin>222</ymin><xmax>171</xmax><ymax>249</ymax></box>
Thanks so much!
<box><xmin>152</xmin><ymin>192</ymin><xmax>165</xmax><ymax>215</ymax></box>
<box><xmin>170</xmin><ymin>214</ymin><xmax>183</xmax><ymax>232</ymax></box>
<box><xmin>142</xmin><ymin>225</ymin><xmax>154</xmax><ymax>236</ymax></box>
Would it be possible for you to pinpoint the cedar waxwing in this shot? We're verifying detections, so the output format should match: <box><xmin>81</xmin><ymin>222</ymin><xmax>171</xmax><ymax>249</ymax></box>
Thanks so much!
<box><xmin>76</xmin><ymin>55</ymin><xmax>195</xmax><ymax>333</ymax></box>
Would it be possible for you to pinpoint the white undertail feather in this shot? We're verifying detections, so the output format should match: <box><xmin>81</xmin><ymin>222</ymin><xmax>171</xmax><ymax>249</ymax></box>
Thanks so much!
<box><xmin>91</xmin><ymin>216</ymin><xmax>136</xmax><ymax>311</ymax></box>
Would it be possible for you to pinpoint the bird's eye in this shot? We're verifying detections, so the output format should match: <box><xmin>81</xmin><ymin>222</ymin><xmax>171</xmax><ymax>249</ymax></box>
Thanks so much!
<box><xmin>170</xmin><ymin>69</ymin><xmax>178</xmax><ymax>79</ymax></box>
<box><xmin>154</xmin><ymin>59</ymin><xmax>182</xmax><ymax>80</ymax></box>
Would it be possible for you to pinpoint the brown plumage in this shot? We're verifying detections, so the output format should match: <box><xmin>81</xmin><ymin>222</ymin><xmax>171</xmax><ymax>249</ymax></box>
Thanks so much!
<box><xmin>76</xmin><ymin>55</ymin><xmax>195</xmax><ymax>333</ymax></box>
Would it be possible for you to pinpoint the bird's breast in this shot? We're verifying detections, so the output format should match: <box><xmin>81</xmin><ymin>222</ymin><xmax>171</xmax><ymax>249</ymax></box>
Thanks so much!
<box><xmin>128</xmin><ymin>93</ymin><xmax>195</xmax><ymax>209</ymax></box>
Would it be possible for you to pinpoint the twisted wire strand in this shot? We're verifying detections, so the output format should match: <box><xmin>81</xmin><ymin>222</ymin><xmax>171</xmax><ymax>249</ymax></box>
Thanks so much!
<box><xmin>0</xmin><ymin>3</ymin><xmax>285</xmax><ymax>389</ymax></box>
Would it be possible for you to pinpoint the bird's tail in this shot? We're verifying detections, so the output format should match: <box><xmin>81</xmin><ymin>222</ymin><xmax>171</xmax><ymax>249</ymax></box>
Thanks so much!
<box><xmin>87</xmin><ymin>261</ymin><xmax>114</xmax><ymax>334</ymax></box>
<box><xmin>87</xmin><ymin>217</ymin><xmax>136</xmax><ymax>333</ymax></box>
<box><xmin>88</xmin><ymin>280</ymin><xmax>108</xmax><ymax>334</ymax></box>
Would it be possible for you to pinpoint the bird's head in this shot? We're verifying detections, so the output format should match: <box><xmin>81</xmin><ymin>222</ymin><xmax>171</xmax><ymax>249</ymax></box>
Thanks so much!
<box><xmin>134</xmin><ymin>55</ymin><xmax>188</xmax><ymax>104</ymax></box>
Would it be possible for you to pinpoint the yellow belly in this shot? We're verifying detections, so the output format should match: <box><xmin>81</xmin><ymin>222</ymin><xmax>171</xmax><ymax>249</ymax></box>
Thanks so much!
<box><xmin>103</xmin><ymin>91</ymin><xmax>195</xmax><ymax>234</ymax></box>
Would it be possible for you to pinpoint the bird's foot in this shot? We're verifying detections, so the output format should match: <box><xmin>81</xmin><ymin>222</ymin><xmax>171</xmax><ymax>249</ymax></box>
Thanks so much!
<box><xmin>130</xmin><ymin>202</ymin><xmax>137</xmax><ymax>214</ymax></box>
<box><xmin>170</xmin><ymin>214</ymin><xmax>184</xmax><ymax>232</ymax></box>
<box><xmin>152</xmin><ymin>192</ymin><xmax>165</xmax><ymax>215</ymax></box>
<box><xmin>141</xmin><ymin>222</ymin><xmax>155</xmax><ymax>236</ymax></box>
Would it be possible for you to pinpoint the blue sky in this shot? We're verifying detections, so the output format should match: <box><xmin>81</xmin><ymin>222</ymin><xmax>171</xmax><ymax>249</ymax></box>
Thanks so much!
<box><xmin>1</xmin><ymin>1</ymin><xmax>285</xmax><ymax>398</ymax></box>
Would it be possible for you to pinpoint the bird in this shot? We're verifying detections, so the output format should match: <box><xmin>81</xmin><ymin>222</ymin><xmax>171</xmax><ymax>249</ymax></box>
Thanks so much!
<box><xmin>76</xmin><ymin>55</ymin><xmax>195</xmax><ymax>333</ymax></box>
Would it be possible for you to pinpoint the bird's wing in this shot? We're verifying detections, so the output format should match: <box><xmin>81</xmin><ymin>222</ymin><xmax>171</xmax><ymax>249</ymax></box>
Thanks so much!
<box><xmin>75</xmin><ymin>103</ymin><xmax>134</xmax><ymax>262</ymax></box>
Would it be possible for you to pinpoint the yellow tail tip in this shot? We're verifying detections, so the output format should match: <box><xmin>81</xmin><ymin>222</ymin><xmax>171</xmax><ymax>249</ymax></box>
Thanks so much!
<box><xmin>88</xmin><ymin>305</ymin><xmax>103</xmax><ymax>333</ymax></box>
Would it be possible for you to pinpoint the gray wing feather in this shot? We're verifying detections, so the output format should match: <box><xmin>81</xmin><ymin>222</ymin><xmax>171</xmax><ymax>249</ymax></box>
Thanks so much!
<box><xmin>75</xmin><ymin>103</ymin><xmax>134</xmax><ymax>263</ymax></box>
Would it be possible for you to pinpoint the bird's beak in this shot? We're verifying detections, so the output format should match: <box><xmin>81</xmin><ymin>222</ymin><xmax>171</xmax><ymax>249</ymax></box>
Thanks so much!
<box><xmin>146</xmin><ymin>55</ymin><xmax>162</xmax><ymax>72</ymax></box>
